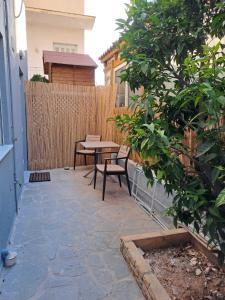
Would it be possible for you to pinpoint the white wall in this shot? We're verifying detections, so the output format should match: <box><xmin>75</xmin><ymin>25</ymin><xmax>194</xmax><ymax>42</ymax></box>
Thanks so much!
<box><xmin>24</xmin><ymin>0</ymin><xmax>84</xmax><ymax>14</ymax></box>
<box><xmin>14</xmin><ymin>0</ymin><xmax>27</xmax><ymax>52</ymax></box>
<box><xmin>27</xmin><ymin>23</ymin><xmax>84</xmax><ymax>77</ymax></box>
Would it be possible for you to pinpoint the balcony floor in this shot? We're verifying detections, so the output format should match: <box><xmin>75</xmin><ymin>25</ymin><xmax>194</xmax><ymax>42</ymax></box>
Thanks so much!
<box><xmin>0</xmin><ymin>168</ymin><xmax>161</xmax><ymax>300</ymax></box>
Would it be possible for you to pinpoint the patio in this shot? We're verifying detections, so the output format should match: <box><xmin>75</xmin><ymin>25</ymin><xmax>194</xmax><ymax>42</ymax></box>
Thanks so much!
<box><xmin>0</xmin><ymin>168</ymin><xmax>161</xmax><ymax>300</ymax></box>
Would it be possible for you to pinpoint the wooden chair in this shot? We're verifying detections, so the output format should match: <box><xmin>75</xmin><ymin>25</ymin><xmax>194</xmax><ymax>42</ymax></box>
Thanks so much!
<box><xmin>74</xmin><ymin>135</ymin><xmax>101</xmax><ymax>170</ymax></box>
<box><xmin>94</xmin><ymin>145</ymin><xmax>131</xmax><ymax>201</ymax></box>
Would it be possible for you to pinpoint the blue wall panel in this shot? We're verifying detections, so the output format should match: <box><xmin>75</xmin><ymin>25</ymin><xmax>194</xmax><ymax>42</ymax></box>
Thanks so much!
<box><xmin>0</xmin><ymin>151</ymin><xmax>16</xmax><ymax>249</ymax></box>
<box><xmin>0</xmin><ymin>0</ymin><xmax>27</xmax><ymax>257</ymax></box>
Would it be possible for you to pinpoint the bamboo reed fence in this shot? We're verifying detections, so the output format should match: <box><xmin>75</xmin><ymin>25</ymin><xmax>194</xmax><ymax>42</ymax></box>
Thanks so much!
<box><xmin>25</xmin><ymin>81</ymin><xmax>129</xmax><ymax>170</ymax></box>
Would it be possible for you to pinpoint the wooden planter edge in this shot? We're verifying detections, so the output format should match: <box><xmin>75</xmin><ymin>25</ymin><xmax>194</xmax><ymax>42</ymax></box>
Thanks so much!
<box><xmin>120</xmin><ymin>228</ymin><xmax>218</xmax><ymax>300</ymax></box>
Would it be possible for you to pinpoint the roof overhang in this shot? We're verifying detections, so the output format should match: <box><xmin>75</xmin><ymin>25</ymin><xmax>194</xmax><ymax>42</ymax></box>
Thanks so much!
<box><xmin>43</xmin><ymin>51</ymin><xmax>98</xmax><ymax>74</ymax></box>
<box><xmin>99</xmin><ymin>40</ymin><xmax>125</xmax><ymax>63</ymax></box>
<box><xmin>26</xmin><ymin>7</ymin><xmax>95</xmax><ymax>30</ymax></box>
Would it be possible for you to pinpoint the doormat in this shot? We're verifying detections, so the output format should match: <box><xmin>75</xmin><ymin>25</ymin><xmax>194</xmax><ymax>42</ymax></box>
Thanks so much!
<box><xmin>29</xmin><ymin>172</ymin><xmax>51</xmax><ymax>183</ymax></box>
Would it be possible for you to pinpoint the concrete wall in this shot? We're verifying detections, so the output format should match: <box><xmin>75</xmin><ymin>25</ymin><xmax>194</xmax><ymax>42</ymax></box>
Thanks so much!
<box><xmin>24</xmin><ymin>0</ymin><xmax>84</xmax><ymax>14</ymax></box>
<box><xmin>0</xmin><ymin>0</ymin><xmax>27</xmax><ymax>260</ymax></box>
<box><xmin>26</xmin><ymin>23</ymin><xmax>84</xmax><ymax>77</ymax></box>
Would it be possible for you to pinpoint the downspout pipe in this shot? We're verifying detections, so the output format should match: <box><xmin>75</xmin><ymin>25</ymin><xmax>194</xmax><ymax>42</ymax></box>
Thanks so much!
<box><xmin>4</xmin><ymin>0</ymin><xmax>18</xmax><ymax>213</ymax></box>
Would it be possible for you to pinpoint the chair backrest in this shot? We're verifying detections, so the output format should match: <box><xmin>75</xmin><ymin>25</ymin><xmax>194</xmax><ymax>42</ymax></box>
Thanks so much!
<box><xmin>117</xmin><ymin>145</ymin><xmax>130</xmax><ymax>159</ymax></box>
<box><xmin>85</xmin><ymin>135</ymin><xmax>101</xmax><ymax>142</ymax></box>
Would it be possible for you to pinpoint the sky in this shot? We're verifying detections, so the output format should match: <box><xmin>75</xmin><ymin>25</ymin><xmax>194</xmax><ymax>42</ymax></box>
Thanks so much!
<box><xmin>85</xmin><ymin>0</ymin><xmax>130</xmax><ymax>85</ymax></box>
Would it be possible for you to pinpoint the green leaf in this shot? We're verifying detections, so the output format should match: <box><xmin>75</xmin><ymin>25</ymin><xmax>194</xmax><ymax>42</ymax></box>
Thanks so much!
<box><xmin>209</xmin><ymin>207</ymin><xmax>221</xmax><ymax>218</ymax></box>
<box><xmin>158</xmin><ymin>130</ymin><xmax>165</xmax><ymax>137</ymax></box>
<box><xmin>213</xmin><ymin>42</ymin><xmax>221</xmax><ymax>53</ymax></box>
<box><xmin>202</xmin><ymin>153</ymin><xmax>217</xmax><ymax>163</ymax></box>
<box><xmin>141</xmin><ymin>139</ymin><xmax>149</xmax><ymax>150</ymax></box>
<box><xmin>156</xmin><ymin>170</ymin><xmax>164</xmax><ymax>181</ymax></box>
<box><xmin>196</xmin><ymin>142</ymin><xmax>215</xmax><ymax>158</ymax></box>
<box><xmin>217</xmin><ymin>96</ymin><xmax>225</xmax><ymax>105</ymax></box>
<box><xmin>211</xmin><ymin>167</ymin><xmax>221</xmax><ymax>184</ymax></box>
<box><xmin>135</xmin><ymin>128</ymin><xmax>145</xmax><ymax>135</ymax></box>
<box><xmin>141</xmin><ymin>64</ymin><xmax>148</xmax><ymax>75</ymax></box>
<box><xmin>194</xmin><ymin>96</ymin><xmax>201</xmax><ymax>107</ymax></box>
<box><xmin>143</xmin><ymin>123</ymin><xmax>155</xmax><ymax>132</ymax></box>
<box><xmin>215</xmin><ymin>188</ymin><xmax>225</xmax><ymax>208</ymax></box>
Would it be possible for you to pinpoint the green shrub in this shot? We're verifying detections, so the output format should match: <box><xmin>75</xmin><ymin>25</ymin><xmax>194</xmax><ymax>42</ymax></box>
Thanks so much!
<box><xmin>30</xmin><ymin>74</ymin><xmax>49</xmax><ymax>83</ymax></box>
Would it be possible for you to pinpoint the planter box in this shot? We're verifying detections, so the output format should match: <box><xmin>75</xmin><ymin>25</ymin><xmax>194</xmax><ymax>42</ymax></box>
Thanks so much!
<box><xmin>120</xmin><ymin>228</ymin><xmax>220</xmax><ymax>300</ymax></box>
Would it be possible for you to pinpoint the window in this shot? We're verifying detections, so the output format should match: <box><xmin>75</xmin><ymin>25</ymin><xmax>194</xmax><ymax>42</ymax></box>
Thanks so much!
<box><xmin>53</xmin><ymin>42</ymin><xmax>78</xmax><ymax>54</ymax></box>
<box><xmin>114</xmin><ymin>63</ymin><xmax>129</xmax><ymax>107</ymax></box>
<box><xmin>114</xmin><ymin>62</ymin><xmax>143</xmax><ymax>107</ymax></box>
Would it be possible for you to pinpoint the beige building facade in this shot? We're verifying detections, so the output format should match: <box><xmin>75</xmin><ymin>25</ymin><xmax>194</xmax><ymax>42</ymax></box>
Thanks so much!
<box><xmin>25</xmin><ymin>0</ymin><xmax>95</xmax><ymax>77</ymax></box>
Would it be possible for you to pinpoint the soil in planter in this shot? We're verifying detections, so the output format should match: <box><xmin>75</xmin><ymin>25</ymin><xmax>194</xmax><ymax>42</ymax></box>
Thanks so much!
<box><xmin>144</xmin><ymin>243</ymin><xmax>225</xmax><ymax>300</ymax></box>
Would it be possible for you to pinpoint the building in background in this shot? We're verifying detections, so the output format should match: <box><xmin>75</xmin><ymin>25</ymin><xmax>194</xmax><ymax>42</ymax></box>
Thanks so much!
<box><xmin>100</xmin><ymin>41</ymin><xmax>142</xmax><ymax>107</ymax></box>
<box><xmin>24</xmin><ymin>0</ymin><xmax>95</xmax><ymax>78</ymax></box>
<box><xmin>100</xmin><ymin>42</ymin><xmax>131</xmax><ymax>107</ymax></box>
<box><xmin>0</xmin><ymin>0</ymin><xmax>27</xmax><ymax>257</ymax></box>
<box><xmin>43</xmin><ymin>51</ymin><xmax>97</xmax><ymax>85</ymax></box>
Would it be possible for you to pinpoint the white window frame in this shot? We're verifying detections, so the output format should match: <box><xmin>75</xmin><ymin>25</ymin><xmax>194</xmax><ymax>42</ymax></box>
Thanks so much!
<box><xmin>114</xmin><ymin>62</ymin><xmax>129</xmax><ymax>107</ymax></box>
<box><xmin>53</xmin><ymin>42</ymin><xmax>78</xmax><ymax>54</ymax></box>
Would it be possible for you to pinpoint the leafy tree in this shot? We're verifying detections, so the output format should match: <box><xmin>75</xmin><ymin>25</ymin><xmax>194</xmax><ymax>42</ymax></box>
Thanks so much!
<box><xmin>115</xmin><ymin>0</ymin><xmax>225</xmax><ymax>262</ymax></box>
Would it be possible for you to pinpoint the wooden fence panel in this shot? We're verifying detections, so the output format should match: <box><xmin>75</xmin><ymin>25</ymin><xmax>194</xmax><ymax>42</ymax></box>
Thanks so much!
<box><xmin>25</xmin><ymin>82</ymin><xmax>118</xmax><ymax>170</ymax></box>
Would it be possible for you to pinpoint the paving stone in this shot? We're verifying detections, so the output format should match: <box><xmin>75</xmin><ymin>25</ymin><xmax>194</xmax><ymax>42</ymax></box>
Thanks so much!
<box><xmin>106</xmin><ymin>279</ymin><xmax>144</xmax><ymax>300</ymax></box>
<box><xmin>102</xmin><ymin>251</ymin><xmax>130</xmax><ymax>280</ymax></box>
<box><xmin>76</xmin><ymin>273</ymin><xmax>109</xmax><ymax>300</ymax></box>
<box><xmin>85</xmin><ymin>253</ymin><xmax>105</xmax><ymax>269</ymax></box>
<box><xmin>91</xmin><ymin>268</ymin><xmax>114</xmax><ymax>286</ymax></box>
<box><xmin>36</xmin><ymin>285</ymin><xmax>79</xmax><ymax>300</ymax></box>
<box><xmin>0</xmin><ymin>260</ymin><xmax>48</xmax><ymax>300</ymax></box>
<box><xmin>44</xmin><ymin>275</ymin><xmax>75</xmax><ymax>289</ymax></box>
<box><xmin>0</xmin><ymin>168</ymin><xmax>162</xmax><ymax>300</ymax></box>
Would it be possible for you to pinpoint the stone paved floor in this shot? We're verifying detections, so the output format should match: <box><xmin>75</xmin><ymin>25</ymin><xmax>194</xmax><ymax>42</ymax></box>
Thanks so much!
<box><xmin>0</xmin><ymin>168</ymin><xmax>161</xmax><ymax>300</ymax></box>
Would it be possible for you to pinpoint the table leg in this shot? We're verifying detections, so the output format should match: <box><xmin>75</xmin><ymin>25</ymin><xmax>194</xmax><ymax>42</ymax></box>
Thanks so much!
<box><xmin>83</xmin><ymin>167</ymin><xmax>94</xmax><ymax>178</ymax></box>
<box><xmin>87</xmin><ymin>149</ymin><xmax>101</xmax><ymax>185</ymax></box>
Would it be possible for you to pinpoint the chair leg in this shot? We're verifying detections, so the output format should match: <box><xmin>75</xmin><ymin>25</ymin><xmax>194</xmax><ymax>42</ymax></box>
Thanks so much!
<box><xmin>118</xmin><ymin>175</ymin><xmax>122</xmax><ymax>187</ymax></box>
<box><xmin>102</xmin><ymin>172</ymin><xmax>107</xmax><ymax>201</ymax></box>
<box><xmin>74</xmin><ymin>152</ymin><xmax>77</xmax><ymax>170</ymax></box>
<box><xmin>125</xmin><ymin>172</ymin><xmax>131</xmax><ymax>196</ymax></box>
<box><xmin>94</xmin><ymin>168</ymin><xmax>97</xmax><ymax>189</ymax></box>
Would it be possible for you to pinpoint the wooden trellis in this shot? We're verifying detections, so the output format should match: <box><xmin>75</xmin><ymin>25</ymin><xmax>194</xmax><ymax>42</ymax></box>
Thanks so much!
<box><xmin>25</xmin><ymin>81</ymin><xmax>123</xmax><ymax>170</ymax></box>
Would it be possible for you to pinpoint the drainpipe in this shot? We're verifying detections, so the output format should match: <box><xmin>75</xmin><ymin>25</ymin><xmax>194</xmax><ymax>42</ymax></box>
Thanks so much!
<box><xmin>4</xmin><ymin>0</ymin><xmax>18</xmax><ymax>213</ymax></box>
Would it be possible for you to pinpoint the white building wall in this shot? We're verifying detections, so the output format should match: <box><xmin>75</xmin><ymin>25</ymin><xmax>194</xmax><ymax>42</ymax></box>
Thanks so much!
<box><xmin>14</xmin><ymin>0</ymin><xmax>27</xmax><ymax>52</ymax></box>
<box><xmin>24</xmin><ymin>0</ymin><xmax>84</xmax><ymax>14</ymax></box>
<box><xmin>26</xmin><ymin>23</ymin><xmax>84</xmax><ymax>77</ymax></box>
